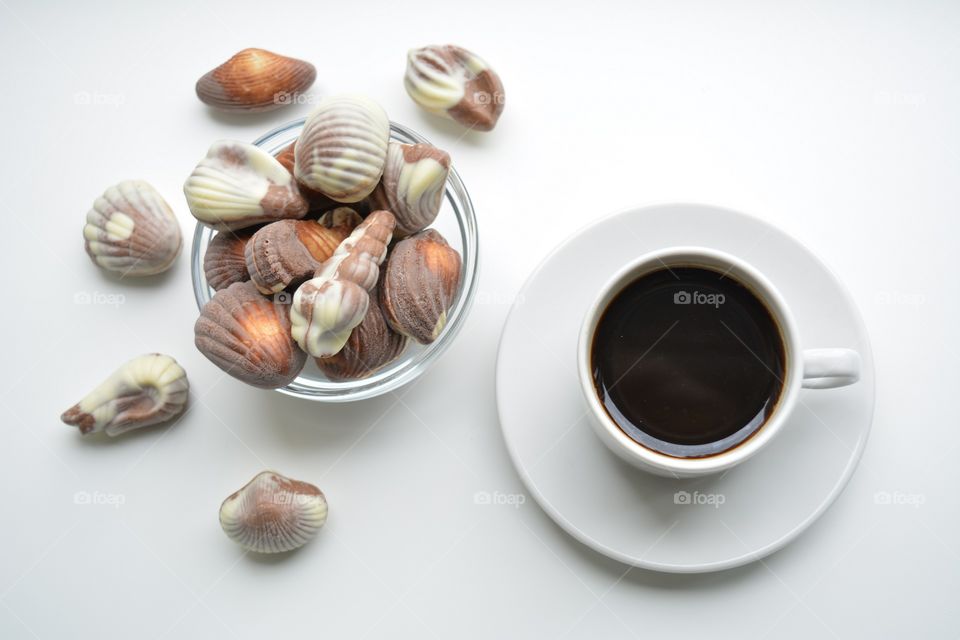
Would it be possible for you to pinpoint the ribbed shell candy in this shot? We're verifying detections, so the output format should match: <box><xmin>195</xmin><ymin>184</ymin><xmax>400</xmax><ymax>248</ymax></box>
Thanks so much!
<box><xmin>404</xmin><ymin>45</ymin><xmax>505</xmax><ymax>131</ymax></box>
<box><xmin>370</xmin><ymin>141</ymin><xmax>450</xmax><ymax>237</ymax></box>
<box><xmin>203</xmin><ymin>228</ymin><xmax>255</xmax><ymax>291</ymax></box>
<box><xmin>294</xmin><ymin>94</ymin><xmax>390</xmax><ymax>203</ymax></box>
<box><xmin>196</xmin><ymin>48</ymin><xmax>316</xmax><ymax>113</ymax></box>
<box><xmin>60</xmin><ymin>354</ymin><xmax>189</xmax><ymax>437</ymax></box>
<box><xmin>83</xmin><ymin>180</ymin><xmax>182</xmax><ymax>276</ymax></box>
<box><xmin>244</xmin><ymin>219</ymin><xmax>352</xmax><ymax>294</ymax></box>
<box><xmin>194</xmin><ymin>281</ymin><xmax>307</xmax><ymax>389</ymax></box>
<box><xmin>381</xmin><ymin>229</ymin><xmax>462</xmax><ymax>344</ymax></box>
<box><xmin>184</xmin><ymin>140</ymin><xmax>308</xmax><ymax>231</ymax></box>
<box><xmin>219</xmin><ymin>471</ymin><xmax>328</xmax><ymax>553</ymax></box>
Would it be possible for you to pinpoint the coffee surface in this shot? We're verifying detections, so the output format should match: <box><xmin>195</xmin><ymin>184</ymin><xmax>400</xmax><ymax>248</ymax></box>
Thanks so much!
<box><xmin>591</xmin><ymin>266</ymin><xmax>785</xmax><ymax>457</ymax></box>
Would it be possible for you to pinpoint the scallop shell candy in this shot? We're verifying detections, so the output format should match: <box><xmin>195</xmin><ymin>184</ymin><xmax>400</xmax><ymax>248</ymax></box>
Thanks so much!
<box><xmin>380</xmin><ymin>229</ymin><xmax>462</xmax><ymax>344</ymax></box>
<box><xmin>204</xmin><ymin>228</ymin><xmax>255</xmax><ymax>291</ymax></box>
<box><xmin>370</xmin><ymin>141</ymin><xmax>450</xmax><ymax>237</ymax></box>
<box><xmin>61</xmin><ymin>354</ymin><xmax>189</xmax><ymax>437</ymax></box>
<box><xmin>316</xmin><ymin>281</ymin><xmax>408</xmax><ymax>381</ymax></box>
<box><xmin>220</xmin><ymin>471</ymin><xmax>328</xmax><ymax>553</ymax></box>
<box><xmin>294</xmin><ymin>94</ymin><xmax>390</xmax><ymax>203</ymax></box>
<box><xmin>184</xmin><ymin>140</ymin><xmax>308</xmax><ymax>231</ymax></box>
<box><xmin>194</xmin><ymin>281</ymin><xmax>307</xmax><ymax>389</ymax></box>
<box><xmin>275</xmin><ymin>141</ymin><xmax>343</xmax><ymax>212</ymax></box>
<box><xmin>404</xmin><ymin>45</ymin><xmax>505</xmax><ymax>131</ymax></box>
<box><xmin>83</xmin><ymin>180</ymin><xmax>182</xmax><ymax>276</ymax></box>
<box><xmin>196</xmin><ymin>48</ymin><xmax>316</xmax><ymax>112</ymax></box>
<box><xmin>244</xmin><ymin>219</ymin><xmax>351</xmax><ymax>294</ymax></box>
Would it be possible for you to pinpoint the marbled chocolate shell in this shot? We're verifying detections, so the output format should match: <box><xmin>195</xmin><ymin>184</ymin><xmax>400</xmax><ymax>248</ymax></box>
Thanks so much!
<box><xmin>404</xmin><ymin>45</ymin><xmax>505</xmax><ymax>131</ymax></box>
<box><xmin>194</xmin><ymin>281</ymin><xmax>306</xmax><ymax>388</ymax></box>
<box><xmin>83</xmin><ymin>180</ymin><xmax>182</xmax><ymax>276</ymax></box>
<box><xmin>369</xmin><ymin>141</ymin><xmax>450</xmax><ymax>237</ymax></box>
<box><xmin>294</xmin><ymin>95</ymin><xmax>390</xmax><ymax>203</ymax></box>
<box><xmin>184</xmin><ymin>140</ymin><xmax>308</xmax><ymax>231</ymax></box>
<box><xmin>61</xmin><ymin>354</ymin><xmax>189</xmax><ymax>437</ymax></box>
<box><xmin>316</xmin><ymin>282</ymin><xmax>407</xmax><ymax>381</ymax></box>
<box><xmin>219</xmin><ymin>471</ymin><xmax>327</xmax><ymax>553</ymax></box>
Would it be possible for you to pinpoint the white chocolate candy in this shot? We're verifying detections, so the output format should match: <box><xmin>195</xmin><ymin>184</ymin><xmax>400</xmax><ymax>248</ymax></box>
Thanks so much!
<box><xmin>184</xmin><ymin>140</ymin><xmax>308</xmax><ymax>230</ymax></box>
<box><xmin>83</xmin><ymin>180</ymin><xmax>182</xmax><ymax>276</ymax></box>
<box><xmin>61</xmin><ymin>354</ymin><xmax>189</xmax><ymax>437</ymax></box>
<box><xmin>294</xmin><ymin>94</ymin><xmax>390</xmax><ymax>203</ymax></box>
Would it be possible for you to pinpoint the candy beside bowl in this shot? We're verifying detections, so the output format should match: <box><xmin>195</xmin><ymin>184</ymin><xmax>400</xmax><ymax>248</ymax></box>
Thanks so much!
<box><xmin>189</xmin><ymin>117</ymin><xmax>478</xmax><ymax>402</ymax></box>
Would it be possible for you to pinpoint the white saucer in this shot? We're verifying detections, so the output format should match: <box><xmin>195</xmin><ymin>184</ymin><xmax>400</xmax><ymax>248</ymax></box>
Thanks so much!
<box><xmin>495</xmin><ymin>203</ymin><xmax>875</xmax><ymax>573</ymax></box>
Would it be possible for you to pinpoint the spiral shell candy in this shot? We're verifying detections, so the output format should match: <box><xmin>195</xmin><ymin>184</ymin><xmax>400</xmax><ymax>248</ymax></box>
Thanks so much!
<box><xmin>83</xmin><ymin>180</ymin><xmax>182</xmax><ymax>276</ymax></box>
<box><xmin>404</xmin><ymin>45</ymin><xmax>505</xmax><ymax>131</ymax></box>
<box><xmin>289</xmin><ymin>211</ymin><xmax>396</xmax><ymax>358</ymax></box>
<box><xmin>314</xmin><ymin>210</ymin><xmax>396</xmax><ymax>291</ymax></box>
<box><xmin>220</xmin><ymin>471</ymin><xmax>328</xmax><ymax>553</ymax></box>
<box><xmin>61</xmin><ymin>354</ymin><xmax>189</xmax><ymax>437</ymax></box>
<box><xmin>184</xmin><ymin>140</ymin><xmax>308</xmax><ymax>231</ymax></box>
<box><xmin>194</xmin><ymin>281</ymin><xmax>307</xmax><ymax>388</ymax></box>
<box><xmin>294</xmin><ymin>94</ymin><xmax>390</xmax><ymax>203</ymax></box>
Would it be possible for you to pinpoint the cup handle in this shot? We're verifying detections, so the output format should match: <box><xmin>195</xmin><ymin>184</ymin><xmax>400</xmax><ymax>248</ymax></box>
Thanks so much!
<box><xmin>801</xmin><ymin>348</ymin><xmax>861</xmax><ymax>389</ymax></box>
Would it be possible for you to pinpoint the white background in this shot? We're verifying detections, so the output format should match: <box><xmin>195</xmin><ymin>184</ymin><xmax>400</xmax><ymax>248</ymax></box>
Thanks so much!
<box><xmin>1</xmin><ymin>0</ymin><xmax>957</xmax><ymax>638</ymax></box>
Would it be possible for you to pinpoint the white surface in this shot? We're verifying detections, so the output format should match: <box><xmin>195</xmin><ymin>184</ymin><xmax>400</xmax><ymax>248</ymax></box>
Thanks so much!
<box><xmin>497</xmin><ymin>204</ymin><xmax>874</xmax><ymax>570</ymax></box>
<box><xmin>0</xmin><ymin>0</ymin><xmax>956</xmax><ymax>638</ymax></box>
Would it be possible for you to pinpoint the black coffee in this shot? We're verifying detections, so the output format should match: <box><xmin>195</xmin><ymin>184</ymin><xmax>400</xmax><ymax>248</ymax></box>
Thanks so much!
<box><xmin>590</xmin><ymin>266</ymin><xmax>786</xmax><ymax>458</ymax></box>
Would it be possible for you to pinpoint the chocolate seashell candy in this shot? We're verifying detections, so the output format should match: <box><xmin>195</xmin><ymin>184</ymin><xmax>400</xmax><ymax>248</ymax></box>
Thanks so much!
<box><xmin>196</xmin><ymin>48</ymin><xmax>316</xmax><ymax>113</ymax></box>
<box><xmin>184</xmin><ymin>140</ymin><xmax>308</xmax><ymax>231</ymax></box>
<box><xmin>294</xmin><ymin>94</ymin><xmax>390</xmax><ymax>203</ymax></box>
<box><xmin>404</xmin><ymin>45</ymin><xmax>505</xmax><ymax>131</ymax></box>
<box><xmin>220</xmin><ymin>470</ymin><xmax>328</xmax><ymax>553</ymax></box>
<box><xmin>194</xmin><ymin>281</ymin><xmax>306</xmax><ymax>388</ymax></box>
<box><xmin>83</xmin><ymin>180</ymin><xmax>182</xmax><ymax>276</ymax></box>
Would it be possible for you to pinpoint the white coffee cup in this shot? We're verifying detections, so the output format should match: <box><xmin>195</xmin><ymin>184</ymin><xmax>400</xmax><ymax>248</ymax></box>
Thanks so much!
<box><xmin>576</xmin><ymin>246</ymin><xmax>861</xmax><ymax>478</ymax></box>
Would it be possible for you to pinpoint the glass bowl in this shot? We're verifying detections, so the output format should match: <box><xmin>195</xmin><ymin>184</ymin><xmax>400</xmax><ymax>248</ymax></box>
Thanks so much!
<box><xmin>190</xmin><ymin>119</ymin><xmax>479</xmax><ymax>402</ymax></box>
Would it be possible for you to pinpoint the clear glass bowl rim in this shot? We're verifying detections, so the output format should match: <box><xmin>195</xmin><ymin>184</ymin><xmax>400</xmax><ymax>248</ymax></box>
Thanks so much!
<box><xmin>190</xmin><ymin>119</ymin><xmax>479</xmax><ymax>402</ymax></box>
